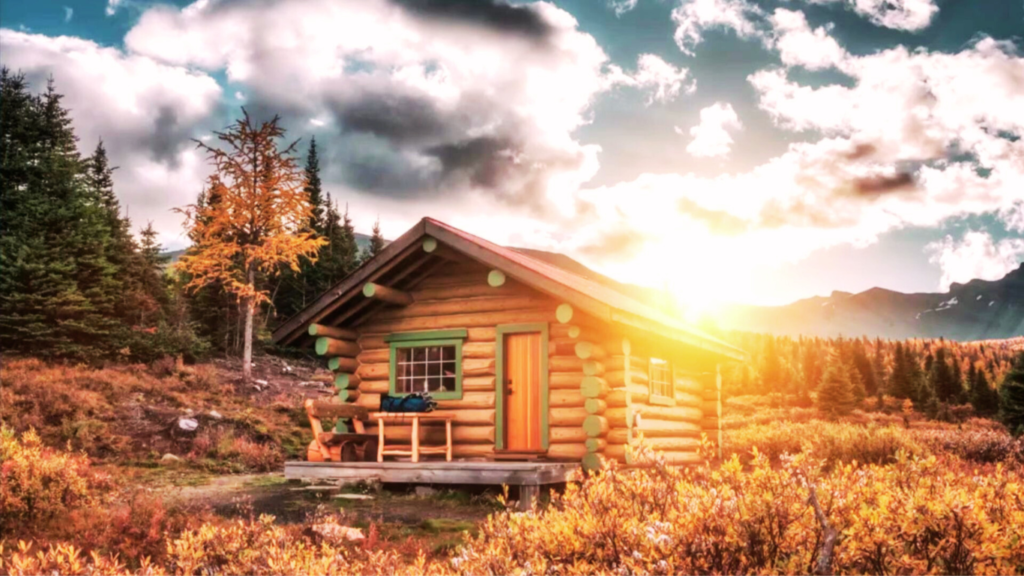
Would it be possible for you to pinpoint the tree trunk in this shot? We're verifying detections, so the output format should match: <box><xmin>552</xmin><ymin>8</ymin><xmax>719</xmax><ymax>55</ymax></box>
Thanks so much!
<box><xmin>242</xmin><ymin>266</ymin><xmax>255</xmax><ymax>382</ymax></box>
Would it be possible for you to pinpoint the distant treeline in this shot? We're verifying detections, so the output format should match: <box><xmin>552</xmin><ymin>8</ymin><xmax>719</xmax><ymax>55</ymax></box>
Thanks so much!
<box><xmin>721</xmin><ymin>332</ymin><xmax>1024</xmax><ymax>432</ymax></box>
<box><xmin>0</xmin><ymin>70</ymin><xmax>383</xmax><ymax>362</ymax></box>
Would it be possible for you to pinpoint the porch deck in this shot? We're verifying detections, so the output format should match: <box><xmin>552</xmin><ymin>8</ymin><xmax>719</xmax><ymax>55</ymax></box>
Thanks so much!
<box><xmin>284</xmin><ymin>460</ymin><xmax>579</xmax><ymax>508</ymax></box>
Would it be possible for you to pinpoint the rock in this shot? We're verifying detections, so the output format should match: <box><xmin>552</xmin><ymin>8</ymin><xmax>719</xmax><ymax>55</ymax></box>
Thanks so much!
<box><xmin>335</xmin><ymin>493</ymin><xmax>375</xmax><ymax>500</ymax></box>
<box><xmin>414</xmin><ymin>486</ymin><xmax>438</xmax><ymax>497</ymax></box>
<box><xmin>255</xmin><ymin>379</ymin><xmax>269</xmax><ymax>386</ymax></box>
<box><xmin>311</xmin><ymin>522</ymin><xmax>365</xmax><ymax>543</ymax></box>
<box><xmin>207</xmin><ymin>410</ymin><xmax>223</xmax><ymax>420</ymax></box>
<box><xmin>160</xmin><ymin>453</ymin><xmax>181</xmax><ymax>463</ymax></box>
<box><xmin>282</xmin><ymin>364</ymin><xmax>293</xmax><ymax>374</ymax></box>
<box><xmin>178</xmin><ymin>417</ymin><xmax>199</xmax><ymax>432</ymax></box>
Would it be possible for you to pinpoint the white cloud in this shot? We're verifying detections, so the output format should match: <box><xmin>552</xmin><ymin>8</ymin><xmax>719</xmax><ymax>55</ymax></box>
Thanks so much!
<box><xmin>0</xmin><ymin>30</ymin><xmax>222</xmax><ymax>249</ymax></box>
<box><xmin>610</xmin><ymin>54</ymin><xmax>695</xmax><ymax>105</ymax></box>
<box><xmin>803</xmin><ymin>0</ymin><xmax>938</xmax><ymax>31</ymax></box>
<box><xmin>672</xmin><ymin>0</ymin><xmax>765</xmax><ymax>55</ymax></box>
<box><xmin>768</xmin><ymin>9</ymin><xmax>848</xmax><ymax>70</ymax></box>
<box><xmin>925</xmin><ymin>231</ymin><xmax>1024</xmax><ymax>291</ymax></box>
<box><xmin>608</xmin><ymin>0</ymin><xmax>639</xmax><ymax>16</ymax></box>
<box><xmin>686</xmin><ymin>102</ymin><xmax>742</xmax><ymax>158</ymax></box>
<box><xmin>105</xmin><ymin>0</ymin><xmax>124</xmax><ymax>16</ymax></box>
<box><xmin>63</xmin><ymin>6</ymin><xmax>73</xmax><ymax>23</ymax></box>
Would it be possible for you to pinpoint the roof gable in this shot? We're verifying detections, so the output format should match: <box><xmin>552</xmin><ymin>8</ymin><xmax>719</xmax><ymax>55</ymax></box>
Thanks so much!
<box><xmin>272</xmin><ymin>217</ymin><xmax>747</xmax><ymax>362</ymax></box>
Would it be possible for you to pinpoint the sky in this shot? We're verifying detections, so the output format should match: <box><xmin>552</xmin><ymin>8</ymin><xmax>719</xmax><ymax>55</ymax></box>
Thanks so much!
<box><xmin>2</xmin><ymin>0</ymin><xmax>1023</xmax><ymax>309</ymax></box>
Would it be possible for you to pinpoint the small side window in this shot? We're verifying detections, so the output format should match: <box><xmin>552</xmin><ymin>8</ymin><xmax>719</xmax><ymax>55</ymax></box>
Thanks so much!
<box><xmin>649</xmin><ymin>357</ymin><xmax>674</xmax><ymax>405</ymax></box>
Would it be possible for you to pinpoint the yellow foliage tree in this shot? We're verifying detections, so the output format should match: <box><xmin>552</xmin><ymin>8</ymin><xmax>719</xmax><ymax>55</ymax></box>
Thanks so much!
<box><xmin>176</xmin><ymin>111</ymin><xmax>325</xmax><ymax>380</ymax></box>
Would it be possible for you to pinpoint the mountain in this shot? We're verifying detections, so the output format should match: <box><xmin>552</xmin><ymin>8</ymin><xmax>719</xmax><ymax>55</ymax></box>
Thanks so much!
<box><xmin>718</xmin><ymin>264</ymin><xmax>1024</xmax><ymax>341</ymax></box>
<box><xmin>159</xmin><ymin>233</ymin><xmax>376</xmax><ymax>267</ymax></box>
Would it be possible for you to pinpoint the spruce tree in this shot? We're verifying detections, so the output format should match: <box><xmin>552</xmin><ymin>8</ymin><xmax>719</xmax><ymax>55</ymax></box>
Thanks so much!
<box><xmin>889</xmin><ymin>343</ymin><xmax>916</xmax><ymax>400</ymax></box>
<box><xmin>817</xmin><ymin>350</ymin><xmax>856</xmax><ymax>417</ymax></box>
<box><xmin>360</xmin><ymin>217</ymin><xmax>386</xmax><ymax>264</ymax></box>
<box><xmin>969</xmin><ymin>364</ymin><xmax>999</xmax><ymax>417</ymax></box>
<box><xmin>999</xmin><ymin>353</ymin><xmax>1024</xmax><ymax>436</ymax></box>
<box><xmin>0</xmin><ymin>72</ymin><xmax>120</xmax><ymax>359</ymax></box>
<box><xmin>930</xmin><ymin>347</ymin><xmax>958</xmax><ymax>403</ymax></box>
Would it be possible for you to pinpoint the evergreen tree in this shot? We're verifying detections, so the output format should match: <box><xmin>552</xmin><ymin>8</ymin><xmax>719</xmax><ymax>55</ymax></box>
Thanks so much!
<box><xmin>930</xmin><ymin>347</ymin><xmax>959</xmax><ymax>403</ymax></box>
<box><xmin>360</xmin><ymin>217</ymin><xmax>386</xmax><ymax>264</ymax></box>
<box><xmin>817</xmin><ymin>350</ymin><xmax>856</xmax><ymax>417</ymax></box>
<box><xmin>851</xmin><ymin>343</ymin><xmax>877</xmax><ymax>397</ymax></box>
<box><xmin>969</xmin><ymin>364</ymin><xmax>1000</xmax><ymax>417</ymax></box>
<box><xmin>0</xmin><ymin>72</ymin><xmax>120</xmax><ymax>359</ymax></box>
<box><xmin>999</xmin><ymin>353</ymin><xmax>1024</xmax><ymax>436</ymax></box>
<box><xmin>889</xmin><ymin>343</ymin><xmax>917</xmax><ymax>400</ymax></box>
<box><xmin>304</xmin><ymin>137</ymin><xmax>325</xmax><ymax>234</ymax></box>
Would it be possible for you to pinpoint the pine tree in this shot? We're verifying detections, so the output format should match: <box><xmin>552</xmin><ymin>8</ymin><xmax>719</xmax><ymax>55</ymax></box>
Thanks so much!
<box><xmin>999</xmin><ymin>353</ymin><xmax>1024</xmax><ymax>436</ymax></box>
<box><xmin>360</xmin><ymin>217</ymin><xmax>386</xmax><ymax>264</ymax></box>
<box><xmin>889</xmin><ymin>343</ymin><xmax>916</xmax><ymax>400</ymax></box>
<box><xmin>930</xmin><ymin>347</ymin><xmax>959</xmax><ymax>403</ymax></box>
<box><xmin>817</xmin><ymin>350</ymin><xmax>856</xmax><ymax>417</ymax></box>
<box><xmin>969</xmin><ymin>363</ymin><xmax>1000</xmax><ymax>417</ymax></box>
<box><xmin>0</xmin><ymin>72</ymin><xmax>120</xmax><ymax>359</ymax></box>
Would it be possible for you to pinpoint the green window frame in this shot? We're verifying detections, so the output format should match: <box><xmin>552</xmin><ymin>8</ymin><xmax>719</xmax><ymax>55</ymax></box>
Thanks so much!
<box><xmin>648</xmin><ymin>357</ymin><xmax>674</xmax><ymax>406</ymax></box>
<box><xmin>387</xmin><ymin>330</ymin><xmax>466</xmax><ymax>400</ymax></box>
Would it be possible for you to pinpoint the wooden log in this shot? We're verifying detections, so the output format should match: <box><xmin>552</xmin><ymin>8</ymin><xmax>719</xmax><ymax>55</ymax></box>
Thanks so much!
<box><xmin>582</xmin><ymin>415</ymin><xmax>608</xmax><ymax>437</ymax></box>
<box><xmin>371</xmin><ymin>409</ymin><xmax>495</xmax><ymax>425</ymax></box>
<box><xmin>584</xmin><ymin>438</ymin><xmax>607</xmax><ymax>453</ymax></box>
<box><xmin>549</xmin><ymin>407</ymin><xmax>588</xmax><ymax>427</ymax></box>
<box><xmin>362</xmin><ymin>282</ymin><xmax>413</xmax><ymax>305</ymax></box>
<box><xmin>468</xmin><ymin>327</ymin><xmax>497</xmax><ymax>342</ymax></box>
<box><xmin>550</xmin><ymin>389</ymin><xmax>586</xmax><ymax>408</ymax></box>
<box><xmin>366</xmin><ymin>424</ymin><xmax>495</xmax><ymax>444</ymax></box>
<box><xmin>604</xmin><ymin>442</ymin><xmax>699</xmax><ymax>460</ymax></box>
<box><xmin>337</xmin><ymin>389</ymin><xmax>360</xmax><ymax>402</ymax></box>
<box><xmin>463</xmin><ymin>376</ymin><xmax>496</xmax><ymax>391</ymax></box>
<box><xmin>373</xmin><ymin>443</ymin><xmax>495</xmax><ymax>458</ymax></box>
<box><xmin>580</xmin><ymin>376</ymin><xmax>609</xmax><ymax>398</ymax></box>
<box><xmin>604</xmin><ymin>356</ymin><xmax>648</xmax><ymax>372</ymax></box>
<box><xmin>606</xmin><ymin>405</ymin><xmax>703</xmax><ymax>427</ymax></box>
<box><xmin>464</xmin><ymin>358</ymin><xmax>495</xmax><ymax>377</ymax></box>
<box><xmin>334</xmin><ymin>373</ymin><xmax>360</xmax><ymax>390</ymax></box>
<box><xmin>606</xmin><ymin>384</ymin><xmax>650</xmax><ymax>407</ymax></box>
<box><xmin>583</xmin><ymin>360</ymin><xmax>605</xmax><ymax>376</ymax></box>
<box><xmin>675</xmin><ymin>374</ymin><xmax>705</xmax><ymax>395</ymax></box>
<box><xmin>437</xmin><ymin>392</ymin><xmax>495</xmax><ymax>410</ymax></box>
<box><xmin>701</xmin><ymin>387</ymin><xmax>719</xmax><ymax>401</ymax></box>
<box><xmin>487</xmin><ymin>270</ymin><xmax>506</xmax><ymax>287</ymax></box>
<box><xmin>359</xmin><ymin>380</ymin><xmax>390</xmax><ymax>394</ymax></box>
<box><xmin>375</xmin><ymin>296</ymin><xmax>540</xmax><ymax>320</ymax></box>
<box><xmin>574</xmin><ymin>341</ymin><xmax>606</xmax><ymax>360</ymax></box>
<box><xmin>550</xmin><ymin>372</ymin><xmax>584</xmax><ymax>390</ymax></box>
<box><xmin>628</xmin><ymin>418</ymin><xmax>703</xmax><ymax>439</ymax></box>
<box><xmin>550</xmin><ymin>324</ymin><xmax>581</xmax><ymax>339</ymax></box>
<box><xmin>357</xmin><ymin>363</ymin><xmax>388</xmax><ymax>380</ymax></box>
<box><xmin>328</xmin><ymin>357</ymin><xmax>359</xmax><ymax>373</ymax></box>
<box><xmin>363</xmin><ymin>309</ymin><xmax>553</xmax><ymax>333</ymax></box>
<box><xmin>357</xmin><ymin>341</ymin><xmax>493</xmax><ymax>363</ymax></box>
<box><xmin>584</xmin><ymin>398</ymin><xmax>606</xmax><ymax>414</ymax></box>
<box><xmin>702</xmin><ymin>400</ymin><xmax>720</xmax><ymax>417</ymax></box>
<box><xmin>550</xmin><ymin>356</ymin><xmax>585</xmax><ymax>372</ymax></box>
<box><xmin>414</xmin><ymin>283</ymin><xmax>527</xmax><ymax>302</ymax></box>
<box><xmin>702</xmin><ymin>417</ymin><xmax>720</xmax><ymax>430</ymax></box>
<box><xmin>606</xmin><ymin>370</ymin><xmax>648</xmax><ymax>388</ymax></box>
<box><xmin>675</xmin><ymin>392</ymin><xmax>704</xmax><ymax>409</ymax></box>
<box><xmin>550</xmin><ymin>340</ymin><xmax>580</xmax><ymax>357</ymax></box>
<box><xmin>547</xmin><ymin>442</ymin><xmax>587</xmax><ymax>460</ymax></box>
<box><xmin>309</xmin><ymin>324</ymin><xmax>358</xmax><ymax>340</ymax></box>
<box><xmin>310</xmin><ymin>372</ymin><xmax>335</xmax><ymax>383</ymax></box>
<box><xmin>549</xmin><ymin>426</ymin><xmax>589</xmax><ymax>443</ymax></box>
<box><xmin>582</xmin><ymin>452</ymin><xmax>602</xmax><ymax>472</ymax></box>
<box><xmin>355</xmin><ymin>393</ymin><xmax>381</xmax><ymax>409</ymax></box>
<box><xmin>556</xmin><ymin>303</ymin><xmax>573</xmax><ymax>324</ymax></box>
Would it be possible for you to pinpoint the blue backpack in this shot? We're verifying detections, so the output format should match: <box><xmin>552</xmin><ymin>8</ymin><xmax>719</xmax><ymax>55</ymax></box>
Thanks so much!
<box><xmin>380</xmin><ymin>392</ymin><xmax>437</xmax><ymax>413</ymax></box>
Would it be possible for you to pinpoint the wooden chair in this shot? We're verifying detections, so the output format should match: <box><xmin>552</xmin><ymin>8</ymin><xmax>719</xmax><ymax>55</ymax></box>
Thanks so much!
<box><xmin>304</xmin><ymin>399</ymin><xmax>378</xmax><ymax>462</ymax></box>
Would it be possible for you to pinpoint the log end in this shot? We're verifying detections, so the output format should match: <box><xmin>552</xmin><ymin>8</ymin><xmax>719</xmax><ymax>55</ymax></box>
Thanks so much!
<box><xmin>487</xmin><ymin>269</ymin><xmax>506</xmax><ymax>288</ymax></box>
<box><xmin>423</xmin><ymin>236</ymin><xmax>438</xmax><ymax>253</ymax></box>
<box><xmin>556</xmin><ymin>303</ymin><xmax>573</xmax><ymax>324</ymax></box>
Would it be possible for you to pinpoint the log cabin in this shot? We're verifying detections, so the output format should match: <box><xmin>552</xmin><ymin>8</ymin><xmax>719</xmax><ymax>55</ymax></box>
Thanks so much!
<box><xmin>273</xmin><ymin>217</ymin><xmax>746</xmax><ymax>472</ymax></box>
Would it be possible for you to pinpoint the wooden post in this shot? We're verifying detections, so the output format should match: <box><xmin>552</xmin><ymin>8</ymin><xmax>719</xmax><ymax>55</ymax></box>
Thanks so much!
<box><xmin>377</xmin><ymin>418</ymin><xmax>385</xmax><ymax>462</ymax></box>
<box><xmin>445</xmin><ymin>418</ymin><xmax>452</xmax><ymax>462</ymax></box>
<box><xmin>363</xmin><ymin>282</ymin><xmax>413</xmax><ymax>306</ymax></box>
<box><xmin>308</xmin><ymin>323</ymin><xmax>358</xmax><ymax>340</ymax></box>
<box><xmin>716</xmin><ymin>363</ymin><xmax>723</xmax><ymax>461</ymax></box>
<box><xmin>315</xmin><ymin>337</ymin><xmax>360</xmax><ymax>357</ymax></box>
<box><xmin>411</xmin><ymin>416</ymin><xmax>420</xmax><ymax>463</ymax></box>
<box><xmin>518</xmin><ymin>485</ymin><xmax>539</xmax><ymax>511</ymax></box>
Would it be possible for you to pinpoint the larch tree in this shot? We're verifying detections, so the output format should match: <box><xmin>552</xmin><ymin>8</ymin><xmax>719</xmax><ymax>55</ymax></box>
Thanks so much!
<box><xmin>176</xmin><ymin>111</ymin><xmax>325</xmax><ymax>380</ymax></box>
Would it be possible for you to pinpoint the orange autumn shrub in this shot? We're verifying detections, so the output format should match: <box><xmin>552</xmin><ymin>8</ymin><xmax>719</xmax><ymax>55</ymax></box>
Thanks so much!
<box><xmin>723</xmin><ymin>420</ymin><xmax>929</xmax><ymax>466</ymax></box>
<box><xmin>0</xmin><ymin>426</ymin><xmax>111</xmax><ymax>535</ymax></box>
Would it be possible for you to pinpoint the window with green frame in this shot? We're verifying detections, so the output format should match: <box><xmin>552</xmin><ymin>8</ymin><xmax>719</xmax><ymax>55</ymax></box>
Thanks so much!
<box><xmin>648</xmin><ymin>357</ymin><xmax>674</xmax><ymax>405</ymax></box>
<box><xmin>386</xmin><ymin>330</ymin><xmax>465</xmax><ymax>400</ymax></box>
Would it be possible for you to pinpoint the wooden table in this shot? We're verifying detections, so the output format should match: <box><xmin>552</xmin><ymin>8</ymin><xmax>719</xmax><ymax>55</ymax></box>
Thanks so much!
<box><xmin>371</xmin><ymin>412</ymin><xmax>452</xmax><ymax>463</ymax></box>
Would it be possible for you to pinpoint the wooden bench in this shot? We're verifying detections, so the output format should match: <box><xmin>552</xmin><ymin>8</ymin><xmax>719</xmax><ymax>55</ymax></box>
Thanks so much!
<box><xmin>371</xmin><ymin>412</ymin><xmax>453</xmax><ymax>463</ymax></box>
<box><xmin>304</xmin><ymin>399</ymin><xmax>378</xmax><ymax>463</ymax></box>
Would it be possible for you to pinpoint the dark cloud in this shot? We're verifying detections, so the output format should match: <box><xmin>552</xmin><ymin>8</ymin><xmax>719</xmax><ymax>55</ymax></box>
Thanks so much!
<box><xmin>390</xmin><ymin>0</ymin><xmax>553</xmax><ymax>41</ymax></box>
<box><xmin>336</xmin><ymin>94</ymin><xmax>450</xmax><ymax>144</ymax></box>
<box><xmin>425</xmin><ymin>136</ymin><xmax>512</xmax><ymax>189</ymax></box>
<box><xmin>851</xmin><ymin>172</ymin><xmax>915</xmax><ymax>195</ymax></box>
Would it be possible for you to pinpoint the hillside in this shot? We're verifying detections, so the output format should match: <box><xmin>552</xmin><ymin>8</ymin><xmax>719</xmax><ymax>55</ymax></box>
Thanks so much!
<box><xmin>718</xmin><ymin>264</ymin><xmax>1024</xmax><ymax>340</ymax></box>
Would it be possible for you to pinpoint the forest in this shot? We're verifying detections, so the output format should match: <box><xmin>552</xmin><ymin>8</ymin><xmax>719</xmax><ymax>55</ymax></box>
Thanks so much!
<box><xmin>4</xmin><ymin>71</ymin><xmax>1024</xmax><ymax>575</ymax></box>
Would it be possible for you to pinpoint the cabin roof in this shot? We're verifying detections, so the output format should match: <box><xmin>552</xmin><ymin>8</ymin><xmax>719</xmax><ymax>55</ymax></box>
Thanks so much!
<box><xmin>272</xmin><ymin>217</ymin><xmax>747</xmax><ymax>362</ymax></box>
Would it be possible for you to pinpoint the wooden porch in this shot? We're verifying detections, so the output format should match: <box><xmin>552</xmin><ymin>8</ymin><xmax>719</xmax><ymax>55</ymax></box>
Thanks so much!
<box><xmin>284</xmin><ymin>460</ymin><xmax>579</xmax><ymax>509</ymax></box>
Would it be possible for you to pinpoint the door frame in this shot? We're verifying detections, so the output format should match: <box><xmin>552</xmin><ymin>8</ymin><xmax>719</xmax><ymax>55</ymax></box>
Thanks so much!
<box><xmin>494</xmin><ymin>323</ymin><xmax>549</xmax><ymax>451</ymax></box>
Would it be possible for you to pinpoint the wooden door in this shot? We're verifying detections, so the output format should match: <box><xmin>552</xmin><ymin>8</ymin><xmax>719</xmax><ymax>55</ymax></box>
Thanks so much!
<box><xmin>504</xmin><ymin>332</ymin><xmax>543</xmax><ymax>451</ymax></box>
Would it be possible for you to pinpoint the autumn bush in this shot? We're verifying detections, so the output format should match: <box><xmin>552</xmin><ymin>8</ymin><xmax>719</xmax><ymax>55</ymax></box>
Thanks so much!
<box><xmin>723</xmin><ymin>420</ymin><xmax>930</xmax><ymax>466</ymax></box>
<box><xmin>0</xmin><ymin>426</ymin><xmax>112</xmax><ymax>535</ymax></box>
